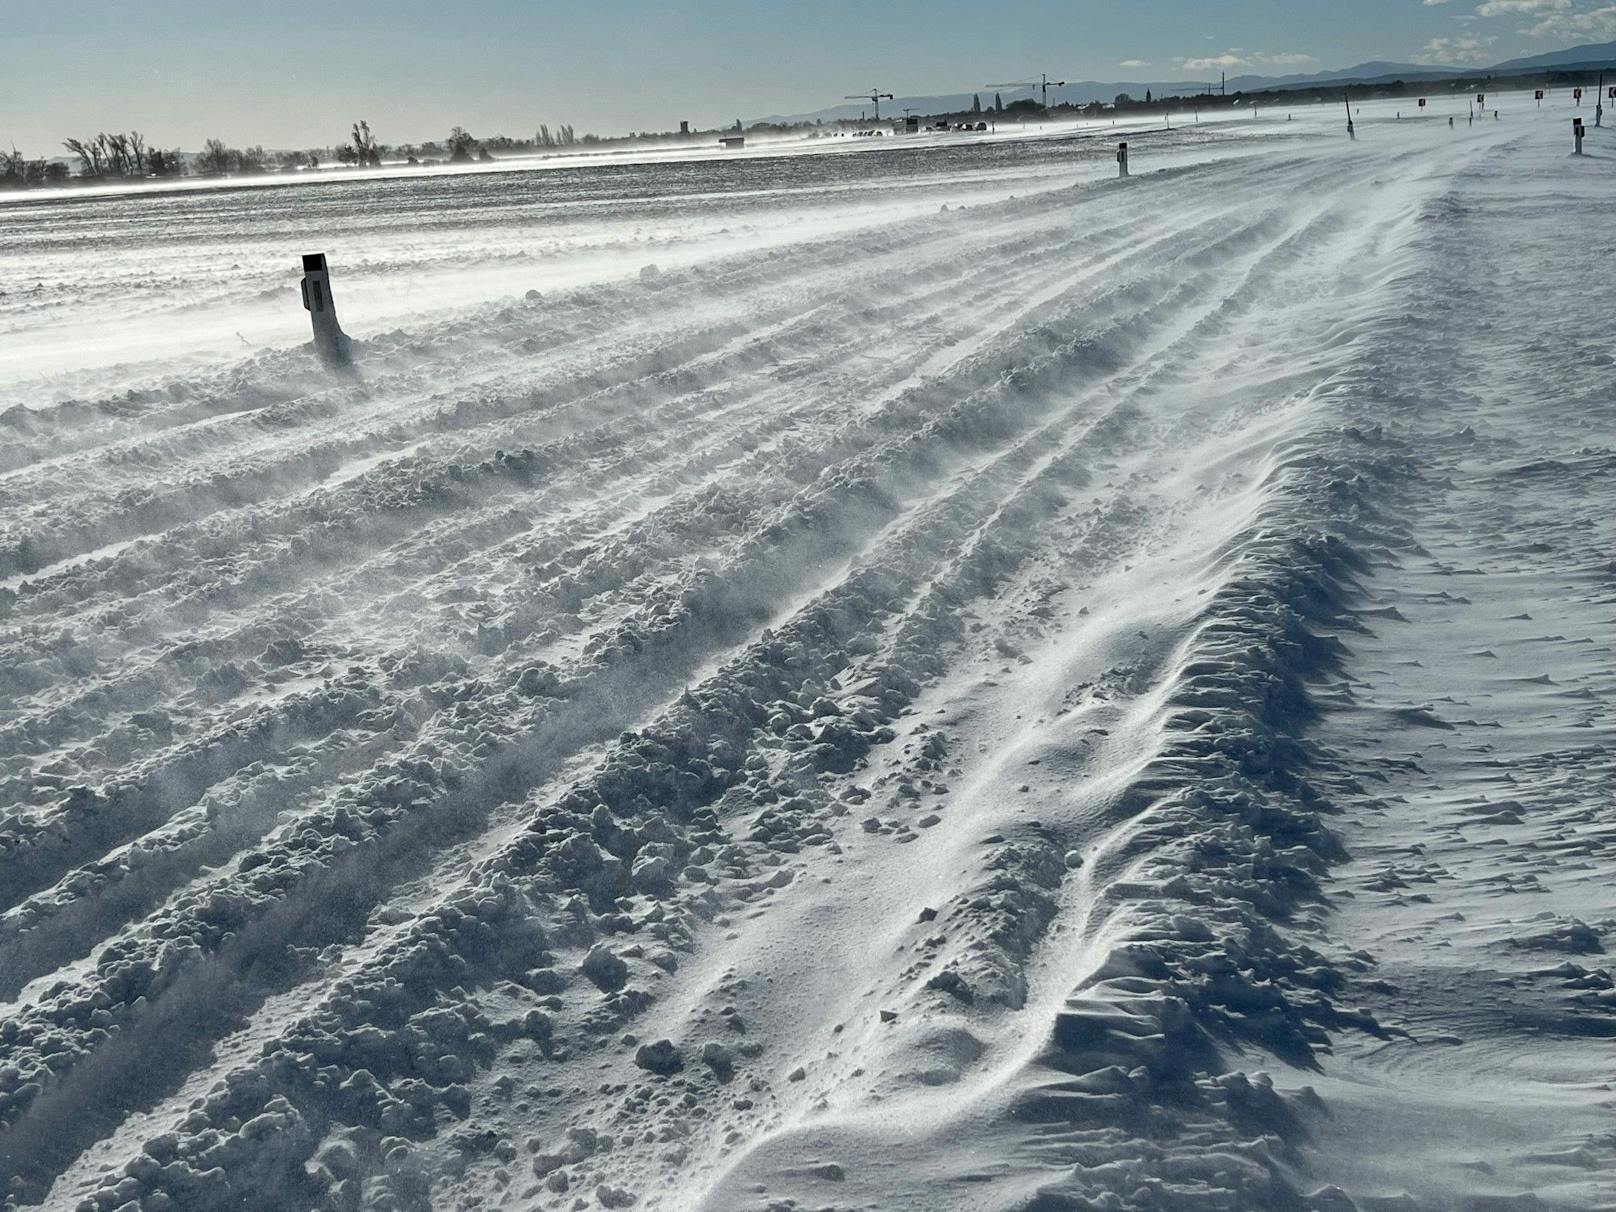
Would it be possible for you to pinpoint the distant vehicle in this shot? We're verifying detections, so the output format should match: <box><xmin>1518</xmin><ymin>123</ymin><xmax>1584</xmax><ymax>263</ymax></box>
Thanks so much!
<box><xmin>975</xmin><ymin>121</ymin><xmax>988</xmax><ymax>131</ymax></box>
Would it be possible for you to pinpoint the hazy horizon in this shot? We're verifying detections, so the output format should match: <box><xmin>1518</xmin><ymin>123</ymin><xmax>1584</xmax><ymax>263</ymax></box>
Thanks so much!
<box><xmin>6</xmin><ymin>0</ymin><xmax>1615</xmax><ymax>152</ymax></box>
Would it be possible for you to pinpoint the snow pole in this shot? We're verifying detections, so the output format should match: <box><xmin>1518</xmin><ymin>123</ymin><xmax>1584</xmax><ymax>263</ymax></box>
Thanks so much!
<box><xmin>1344</xmin><ymin>89</ymin><xmax>1355</xmax><ymax>140</ymax></box>
<box><xmin>1573</xmin><ymin>117</ymin><xmax>1585</xmax><ymax>155</ymax></box>
<box><xmin>299</xmin><ymin>253</ymin><xmax>351</xmax><ymax>366</ymax></box>
<box><xmin>1117</xmin><ymin>141</ymin><xmax>1129</xmax><ymax>178</ymax></box>
<box><xmin>1598</xmin><ymin>73</ymin><xmax>1605</xmax><ymax>127</ymax></box>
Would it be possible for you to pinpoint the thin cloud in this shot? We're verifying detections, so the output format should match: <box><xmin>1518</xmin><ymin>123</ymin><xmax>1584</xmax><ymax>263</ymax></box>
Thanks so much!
<box><xmin>1422</xmin><ymin>33</ymin><xmax>1497</xmax><ymax>59</ymax></box>
<box><xmin>1465</xmin><ymin>0</ymin><xmax>1616</xmax><ymax>42</ymax></box>
<box><xmin>1520</xmin><ymin>1</ymin><xmax>1616</xmax><ymax>36</ymax></box>
<box><xmin>1179</xmin><ymin>50</ymin><xmax>1318</xmax><ymax>72</ymax></box>
<box><xmin>1475</xmin><ymin>0</ymin><xmax>1568</xmax><ymax>12</ymax></box>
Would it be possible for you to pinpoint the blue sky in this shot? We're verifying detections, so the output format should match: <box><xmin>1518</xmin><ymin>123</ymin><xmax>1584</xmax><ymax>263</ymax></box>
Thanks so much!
<box><xmin>4</xmin><ymin>0</ymin><xmax>1612</xmax><ymax>151</ymax></box>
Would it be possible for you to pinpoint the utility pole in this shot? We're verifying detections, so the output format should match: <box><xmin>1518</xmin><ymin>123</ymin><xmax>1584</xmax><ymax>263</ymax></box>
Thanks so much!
<box><xmin>845</xmin><ymin>90</ymin><xmax>895</xmax><ymax>121</ymax></box>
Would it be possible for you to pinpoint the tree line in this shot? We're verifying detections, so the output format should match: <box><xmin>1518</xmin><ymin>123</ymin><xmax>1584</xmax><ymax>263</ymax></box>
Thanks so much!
<box><xmin>4</xmin><ymin>103</ymin><xmax>993</xmax><ymax>193</ymax></box>
<box><xmin>0</xmin><ymin>117</ymin><xmax>604</xmax><ymax>191</ymax></box>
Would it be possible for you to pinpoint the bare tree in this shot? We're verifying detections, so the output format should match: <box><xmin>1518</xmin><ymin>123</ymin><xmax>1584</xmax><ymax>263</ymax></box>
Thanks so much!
<box><xmin>105</xmin><ymin>133</ymin><xmax>132</xmax><ymax>175</ymax></box>
<box><xmin>62</xmin><ymin>137</ymin><xmax>104</xmax><ymax>176</ymax></box>
<box><xmin>196</xmin><ymin>138</ymin><xmax>232</xmax><ymax>175</ymax></box>
<box><xmin>446</xmin><ymin>126</ymin><xmax>477</xmax><ymax>162</ymax></box>
<box><xmin>350</xmin><ymin>120</ymin><xmax>381</xmax><ymax>167</ymax></box>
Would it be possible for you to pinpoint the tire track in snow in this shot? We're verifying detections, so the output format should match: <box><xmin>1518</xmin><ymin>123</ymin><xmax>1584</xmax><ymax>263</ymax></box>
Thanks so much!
<box><xmin>0</xmin><ymin>156</ymin><xmax>1286</xmax><ymax>1105</ymax></box>
<box><xmin>0</xmin><ymin>128</ymin><xmax>1493</xmax><ymax>1208</ymax></box>
<box><xmin>0</xmin><ymin>172</ymin><xmax>1299</xmax><ymax>917</ymax></box>
<box><xmin>677</xmin><ymin>138</ymin><xmax>1479</xmax><ymax>1210</ymax></box>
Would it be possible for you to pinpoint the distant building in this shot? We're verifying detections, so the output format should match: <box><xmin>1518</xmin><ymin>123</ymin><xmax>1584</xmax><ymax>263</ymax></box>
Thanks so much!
<box><xmin>680</xmin><ymin>121</ymin><xmax>690</xmax><ymax>135</ymax></box>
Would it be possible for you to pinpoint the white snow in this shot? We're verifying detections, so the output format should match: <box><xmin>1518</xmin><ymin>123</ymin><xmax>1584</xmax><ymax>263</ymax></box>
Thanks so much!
<box><xmin>0</xmin><ymin>91</ymin><xmax>1611</xmax><ymax>1212</ymax></box>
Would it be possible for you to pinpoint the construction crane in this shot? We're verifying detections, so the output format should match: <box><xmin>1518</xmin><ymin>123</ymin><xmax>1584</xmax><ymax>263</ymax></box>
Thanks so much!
<box><xmin>846</xmin><ymin>89</ymin><xmax>895</xmax><ymax>120</ymax></box>
<box><xmin>986</xmin><ymin>72</ymin><xmax>1068</xmax><ymax>108</ymax></box>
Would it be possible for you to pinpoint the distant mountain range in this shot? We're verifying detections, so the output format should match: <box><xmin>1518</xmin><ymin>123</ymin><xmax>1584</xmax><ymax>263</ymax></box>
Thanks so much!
<box><xmin>753</xmin><ymin>40</ymin><xmax>1616</xmax><ymax>125</ymax></box>
<box><xmin>1490</xmin><ymin>39</ymin><xmax>1616</xmax><ymax>71</ymax></box>
<box><xmin>1221</xmin><ymin>61</ymin><xmax>1460</xmax><ymax>92</ymax></box>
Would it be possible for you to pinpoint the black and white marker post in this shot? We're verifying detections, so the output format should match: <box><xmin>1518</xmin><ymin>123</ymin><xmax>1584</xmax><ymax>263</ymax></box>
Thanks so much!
<box><xmin>1573</xmin><ymin>117</ymin><xmax>1585</xmax><ymax>156</ymax></box>
<box><xmin>1117</xmin><ymin>141</ymin><xmax>1129</xmax><ymax>178</ymax></box>
<box><xmin>299</xmin><ymin>253</ymin><xmax>351</xmax><ymax>366</ymax></box>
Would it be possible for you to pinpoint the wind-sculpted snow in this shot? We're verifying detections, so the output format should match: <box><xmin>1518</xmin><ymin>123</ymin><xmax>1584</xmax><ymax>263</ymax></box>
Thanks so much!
<box><xmin>1</xmin><ymin>98</ymin><xmax>1611</xmax><ymax>1212</ymax></box>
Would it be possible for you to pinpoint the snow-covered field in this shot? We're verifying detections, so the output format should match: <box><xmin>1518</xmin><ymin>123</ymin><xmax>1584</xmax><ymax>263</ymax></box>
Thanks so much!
<box><xmin>1</xmin><ymin>93</ymin><xmax>1612</xmax><ymax>1212</ymax></box>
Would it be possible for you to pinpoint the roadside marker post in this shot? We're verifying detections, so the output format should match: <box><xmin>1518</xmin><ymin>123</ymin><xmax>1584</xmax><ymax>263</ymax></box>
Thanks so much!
<box><xmin>299</xmin><ymin>253</ymin><xmax>351</xmax><ymax>366</ymax></box>
<box><xmin>1117</xmin><ymin>142</ymin><xmax>1129</xmax><ymax>178</ymax></box>
<box><xmin>1573</xmin><ymin>117</ymin><xmax>1585</xmax><ymax>155</ymax></box>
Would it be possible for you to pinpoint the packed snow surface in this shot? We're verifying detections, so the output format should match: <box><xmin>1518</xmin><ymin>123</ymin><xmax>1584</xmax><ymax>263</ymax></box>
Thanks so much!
<box><xmin>0</xmin><ymin>95</ymin><xmax>1612</xmax><ymax>1212</ymax></box>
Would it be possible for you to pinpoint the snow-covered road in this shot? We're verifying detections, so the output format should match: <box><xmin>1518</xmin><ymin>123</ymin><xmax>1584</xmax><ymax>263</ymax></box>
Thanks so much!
<box><xmin>1</xmin><ymin>95</ymin><xmax>1611</xmax><ymax>1212</ymax></box>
